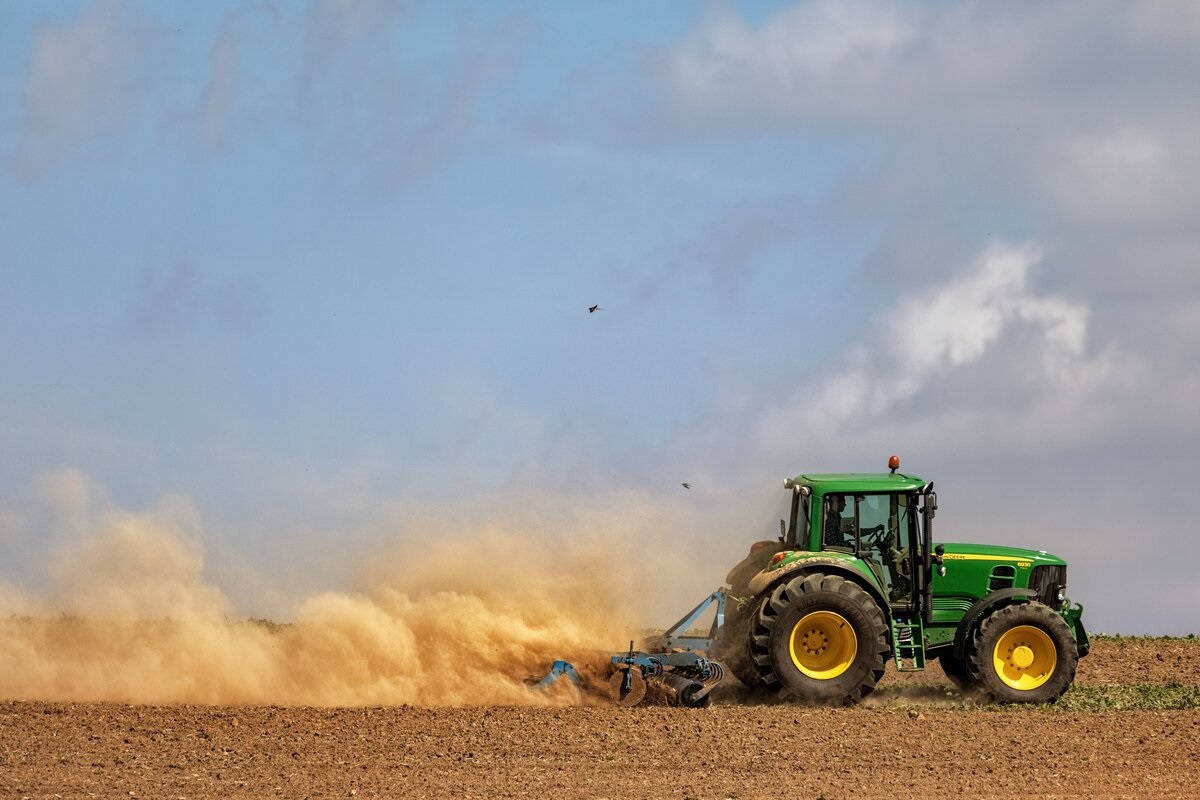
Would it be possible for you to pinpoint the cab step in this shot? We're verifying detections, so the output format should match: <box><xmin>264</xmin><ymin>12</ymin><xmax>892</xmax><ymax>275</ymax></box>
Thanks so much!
<box><xmin>891</xmin><ymin>614</ymin><xmax>926</xmax><ymax>671</ymax></box>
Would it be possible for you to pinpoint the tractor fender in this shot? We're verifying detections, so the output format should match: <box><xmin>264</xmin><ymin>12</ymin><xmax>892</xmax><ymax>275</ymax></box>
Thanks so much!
<box><xmin>725</xmin><ymin>541</ymin><xmax>789</xmax><ymax>589</ymax></box>
<box><xmin>952</xmin><ymin>588</ymin><xmax>1038</xmax><ymax>659</ymax></box>
<box><xmin>745</xmin><ymin>556</ymin><xmax>890</xmax><ymax>616</ymax></box>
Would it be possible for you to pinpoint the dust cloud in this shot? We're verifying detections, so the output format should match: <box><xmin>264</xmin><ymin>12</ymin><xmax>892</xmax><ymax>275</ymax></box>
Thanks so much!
<box><xmin>0</xmin><ymin>472</ymin><xmax>664</xmax><ymax>707</ymax></box>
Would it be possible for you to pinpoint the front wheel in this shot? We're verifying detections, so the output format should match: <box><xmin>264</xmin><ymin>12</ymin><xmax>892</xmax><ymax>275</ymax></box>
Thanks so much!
<box><xmin>967</xmin><ymin>602</ymin><xmax>1079</xmax><ymax>704</ymax></box>
<box><xmin>750</xmin><ymin>573</ymin><xmax>889</xmax><ymax>705</ymax></box>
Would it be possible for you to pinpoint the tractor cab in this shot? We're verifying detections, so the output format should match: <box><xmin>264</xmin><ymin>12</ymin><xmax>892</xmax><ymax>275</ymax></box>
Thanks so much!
<box><xmin>780</xmin><ymin>464</ymin><xmax>936</xmax><ymax>608</ymax></box>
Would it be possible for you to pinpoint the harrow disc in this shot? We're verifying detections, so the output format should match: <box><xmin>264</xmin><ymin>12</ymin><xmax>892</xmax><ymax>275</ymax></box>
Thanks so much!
<box><xmin>607</xmin><ymin>668</ymin><xmax>647</xmax><ymax>706</ymax></box>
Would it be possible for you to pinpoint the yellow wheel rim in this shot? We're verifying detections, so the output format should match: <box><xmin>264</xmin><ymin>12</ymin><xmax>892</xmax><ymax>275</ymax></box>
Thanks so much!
<box><xmin>789</xmin><ymin>610</ymin><xmax>857</xmax><ymax>680</ymax></box>
<box><xmin>992</xmin><ymin>625</ymin><xmax>1057</xmax><ymax>690</ymax></box>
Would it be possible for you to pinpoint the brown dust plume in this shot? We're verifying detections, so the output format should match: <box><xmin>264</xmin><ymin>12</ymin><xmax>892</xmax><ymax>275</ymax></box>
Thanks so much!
<box><xmin>0</xmin><ymin>473</ymin><xmax>652</xmax><ymax>707</ymax></box>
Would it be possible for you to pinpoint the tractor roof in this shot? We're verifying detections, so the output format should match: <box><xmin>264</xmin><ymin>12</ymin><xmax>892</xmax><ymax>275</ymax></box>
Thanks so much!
<box><xmin>792</xmin><ymin>472</ymin><xmax>927</xmax><ymax>494</ymax></box>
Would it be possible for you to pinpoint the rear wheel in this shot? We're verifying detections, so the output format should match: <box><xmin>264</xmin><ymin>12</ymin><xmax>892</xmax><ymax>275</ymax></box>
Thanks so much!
<box><xmin>750</xmin><ymin>573</ymin><xmax>889</xmax><ymax>705</ymax></box>
<box><xmin>716</xmin><ymin>543</ymin><xmax>788</xmax><ymax>691</ymax></box>
<box><xmin>967</xmin><ymin>602</ymin><xmax>1078</xmax><ymax>704</ymax></box>
<box><xmin>711</xmin><ymin>593</ymin><xmax>766</xmax><ymax>690</ymax></box>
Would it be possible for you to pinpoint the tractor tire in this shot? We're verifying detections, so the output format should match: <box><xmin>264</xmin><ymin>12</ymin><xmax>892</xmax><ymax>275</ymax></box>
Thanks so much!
<box><xmin>715</xmin><ymin>542</ymin><xmax>786</xmax><ymax>691</ymax></box>
<box><xmin>750</xmin><ymin>573</ymin><xmax>889</xmax><ymax>705</ymax></box>
<box><xmin>937</xmin><ymin>651</ymin><xmax>976</xmax><ymax>695</ymax></box>
<box><xmin>966</xmin><ymin>602</ymin><xmax>1078</xmax><ymax>704</ymax></box>
<box><xmin>711</xmin><ymin>594</ymin><xmax>767</xmax><ymax>691</ymax></box>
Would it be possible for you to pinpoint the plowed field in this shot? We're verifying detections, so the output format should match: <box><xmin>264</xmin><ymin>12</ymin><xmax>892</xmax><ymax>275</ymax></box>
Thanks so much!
<box><xmin>3</xmin><ymin>638</ymin><xmax>1198</xmax><ymax>799</ymax></box>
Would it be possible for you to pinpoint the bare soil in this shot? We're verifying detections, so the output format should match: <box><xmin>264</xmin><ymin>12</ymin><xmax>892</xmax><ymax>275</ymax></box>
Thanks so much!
<box><xmin>3</xmin><ymin>638</ymin><xmax>1198</xmax><ymax>800</ymax></box>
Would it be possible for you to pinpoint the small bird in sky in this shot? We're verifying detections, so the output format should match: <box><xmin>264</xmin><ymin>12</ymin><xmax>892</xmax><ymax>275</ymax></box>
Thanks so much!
<box><xmin>588</xmin><ymin>305</ymin><xmax>601</xmax><ymax>313</ymax></box>
<box><xmin>681</xmin><ymin>483</ymin><xmax>691</xmax><ymax>489</ymax></box>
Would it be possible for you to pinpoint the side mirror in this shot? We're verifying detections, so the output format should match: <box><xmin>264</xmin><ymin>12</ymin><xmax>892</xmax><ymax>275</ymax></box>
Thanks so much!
<box><xmin>779</xmin><ymin>519</ymin><xmax>786</xmax><ymax>542</ymax></box>
<box><xmin>925</xmin><ymin>491</ymin><xmax>938</xmax><ymax>519</ymax></box>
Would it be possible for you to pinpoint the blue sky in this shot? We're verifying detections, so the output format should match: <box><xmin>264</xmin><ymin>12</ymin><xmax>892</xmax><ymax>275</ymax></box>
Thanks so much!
<box><xmin>2</xmin><ymin>0</ymin><xmax>1199</xmax><ymax>635</ymax></box>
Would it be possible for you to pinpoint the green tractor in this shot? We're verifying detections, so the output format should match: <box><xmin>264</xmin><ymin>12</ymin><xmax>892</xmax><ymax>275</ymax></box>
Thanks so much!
<box><xmin>713</xmin><ymin>456</ymin><xmax>1089</xmax><ymax>704</ymax></box>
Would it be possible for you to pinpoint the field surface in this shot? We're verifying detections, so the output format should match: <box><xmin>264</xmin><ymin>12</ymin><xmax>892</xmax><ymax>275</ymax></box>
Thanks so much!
<box><xmin>2</xmin><ymin>638</ymin><xmax>1198</xmax><ymax>799</ymax></box>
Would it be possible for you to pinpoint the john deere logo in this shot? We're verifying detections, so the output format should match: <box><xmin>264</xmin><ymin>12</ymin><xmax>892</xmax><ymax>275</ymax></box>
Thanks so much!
<box><xmin>943</xmin><ymin>553</ymin><xmax>1033</xmax><ymax>569</ymax></box>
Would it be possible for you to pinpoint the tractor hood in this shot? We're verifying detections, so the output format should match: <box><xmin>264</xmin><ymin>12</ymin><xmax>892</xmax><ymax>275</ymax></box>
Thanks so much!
<box><xmin>937</xmin><ymin>543</ymin><xmax>1068</xmax><ymax>569</ymax></box>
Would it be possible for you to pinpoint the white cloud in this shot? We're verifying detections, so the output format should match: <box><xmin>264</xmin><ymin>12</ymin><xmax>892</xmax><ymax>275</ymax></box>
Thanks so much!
<box><xmin>1037</xmin><ymin>126</ymin><xmax>1200</xmax><ymax>226</ymax></box>
<box><xmin>673</xmin><ymin>0</ymin><xmax>919</xmax><ymax>97</ymax></box>
<box><xmin>170</xmin><ymin>6</ymin><xmax>272</xmax><ymax>155</ymax></box>
<box><xmin>665</xmin><ymin>2</ymin><xmax>1200</xmax><ymax>124</ymax></box>
<box><xmin>886</xmin><ymin>244</ymin><xmax>1103</xmax><ymax>392</ymax></box>
<box><xmin>656</xmin><ymin>0</ymin><xmax>1200</xmax><ymax>237</ymax></box>
<box><xmin>755</xmin><ymin>241</ymin><xmax>1117</xmax><ymax>446</ymax></box>
<box><xmin>10</xmin><ymin>1</ymin><xmax>164</xmax><ymax>179</ymax></box>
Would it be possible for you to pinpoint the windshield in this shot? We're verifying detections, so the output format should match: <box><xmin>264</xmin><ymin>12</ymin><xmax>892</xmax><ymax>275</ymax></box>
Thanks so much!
<box><xmin>786</xmin><ymin>490</ymin><xmax>808</xmax><ymax>546</ymax></box>
<box><xmin>821</xmin><ymin>493</ymin><xmax>913</xmax><ymax>547</ymax></box>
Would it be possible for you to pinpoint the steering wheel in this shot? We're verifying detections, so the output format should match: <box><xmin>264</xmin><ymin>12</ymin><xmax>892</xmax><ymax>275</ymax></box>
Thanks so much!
<box><xmin>862</xmin><ymin>524</ymin><xmax>891</xmax><ymax>546</ymax></box>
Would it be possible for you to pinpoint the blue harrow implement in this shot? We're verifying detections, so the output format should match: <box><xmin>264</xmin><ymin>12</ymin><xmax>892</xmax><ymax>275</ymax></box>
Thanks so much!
<box><xmin>537</xmin><ymin>589</ymin><xmax>727</xmax><ymax>708</ymax></box>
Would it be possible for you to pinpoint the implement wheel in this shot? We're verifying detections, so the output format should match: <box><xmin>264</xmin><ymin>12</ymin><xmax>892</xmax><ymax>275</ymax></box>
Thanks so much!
<box><xmin>967</xmin><ymin>602</ymin><xmax>1078</xmax><ymax>704</ymax></box>
<box><xmin>677</xmin><ymin>681</ymin><xmax>712</xmax><ymax>709</ymax></box>
<box><xmin>751</xmin><ymin>573</ymin><xmax>889</xmax><ymax>705</ymax></box>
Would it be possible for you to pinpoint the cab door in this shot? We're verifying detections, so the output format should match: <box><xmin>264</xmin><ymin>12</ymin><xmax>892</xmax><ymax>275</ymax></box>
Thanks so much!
<box><xmin>856</xmin><ymin>493</ymin><xmax>917</xmax><ymax>607</ymax></box>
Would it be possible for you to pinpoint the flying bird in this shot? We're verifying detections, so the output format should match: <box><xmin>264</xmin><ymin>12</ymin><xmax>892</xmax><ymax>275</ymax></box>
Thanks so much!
<box><xmin>588</xmin><ymin>305</ymin><xmax>601</xmax><ymax>313</ymax></box>
<box><xmin>681</xmin><ymin>483</ymin><xmax>691</xmax><ymax>489</ymax></box>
